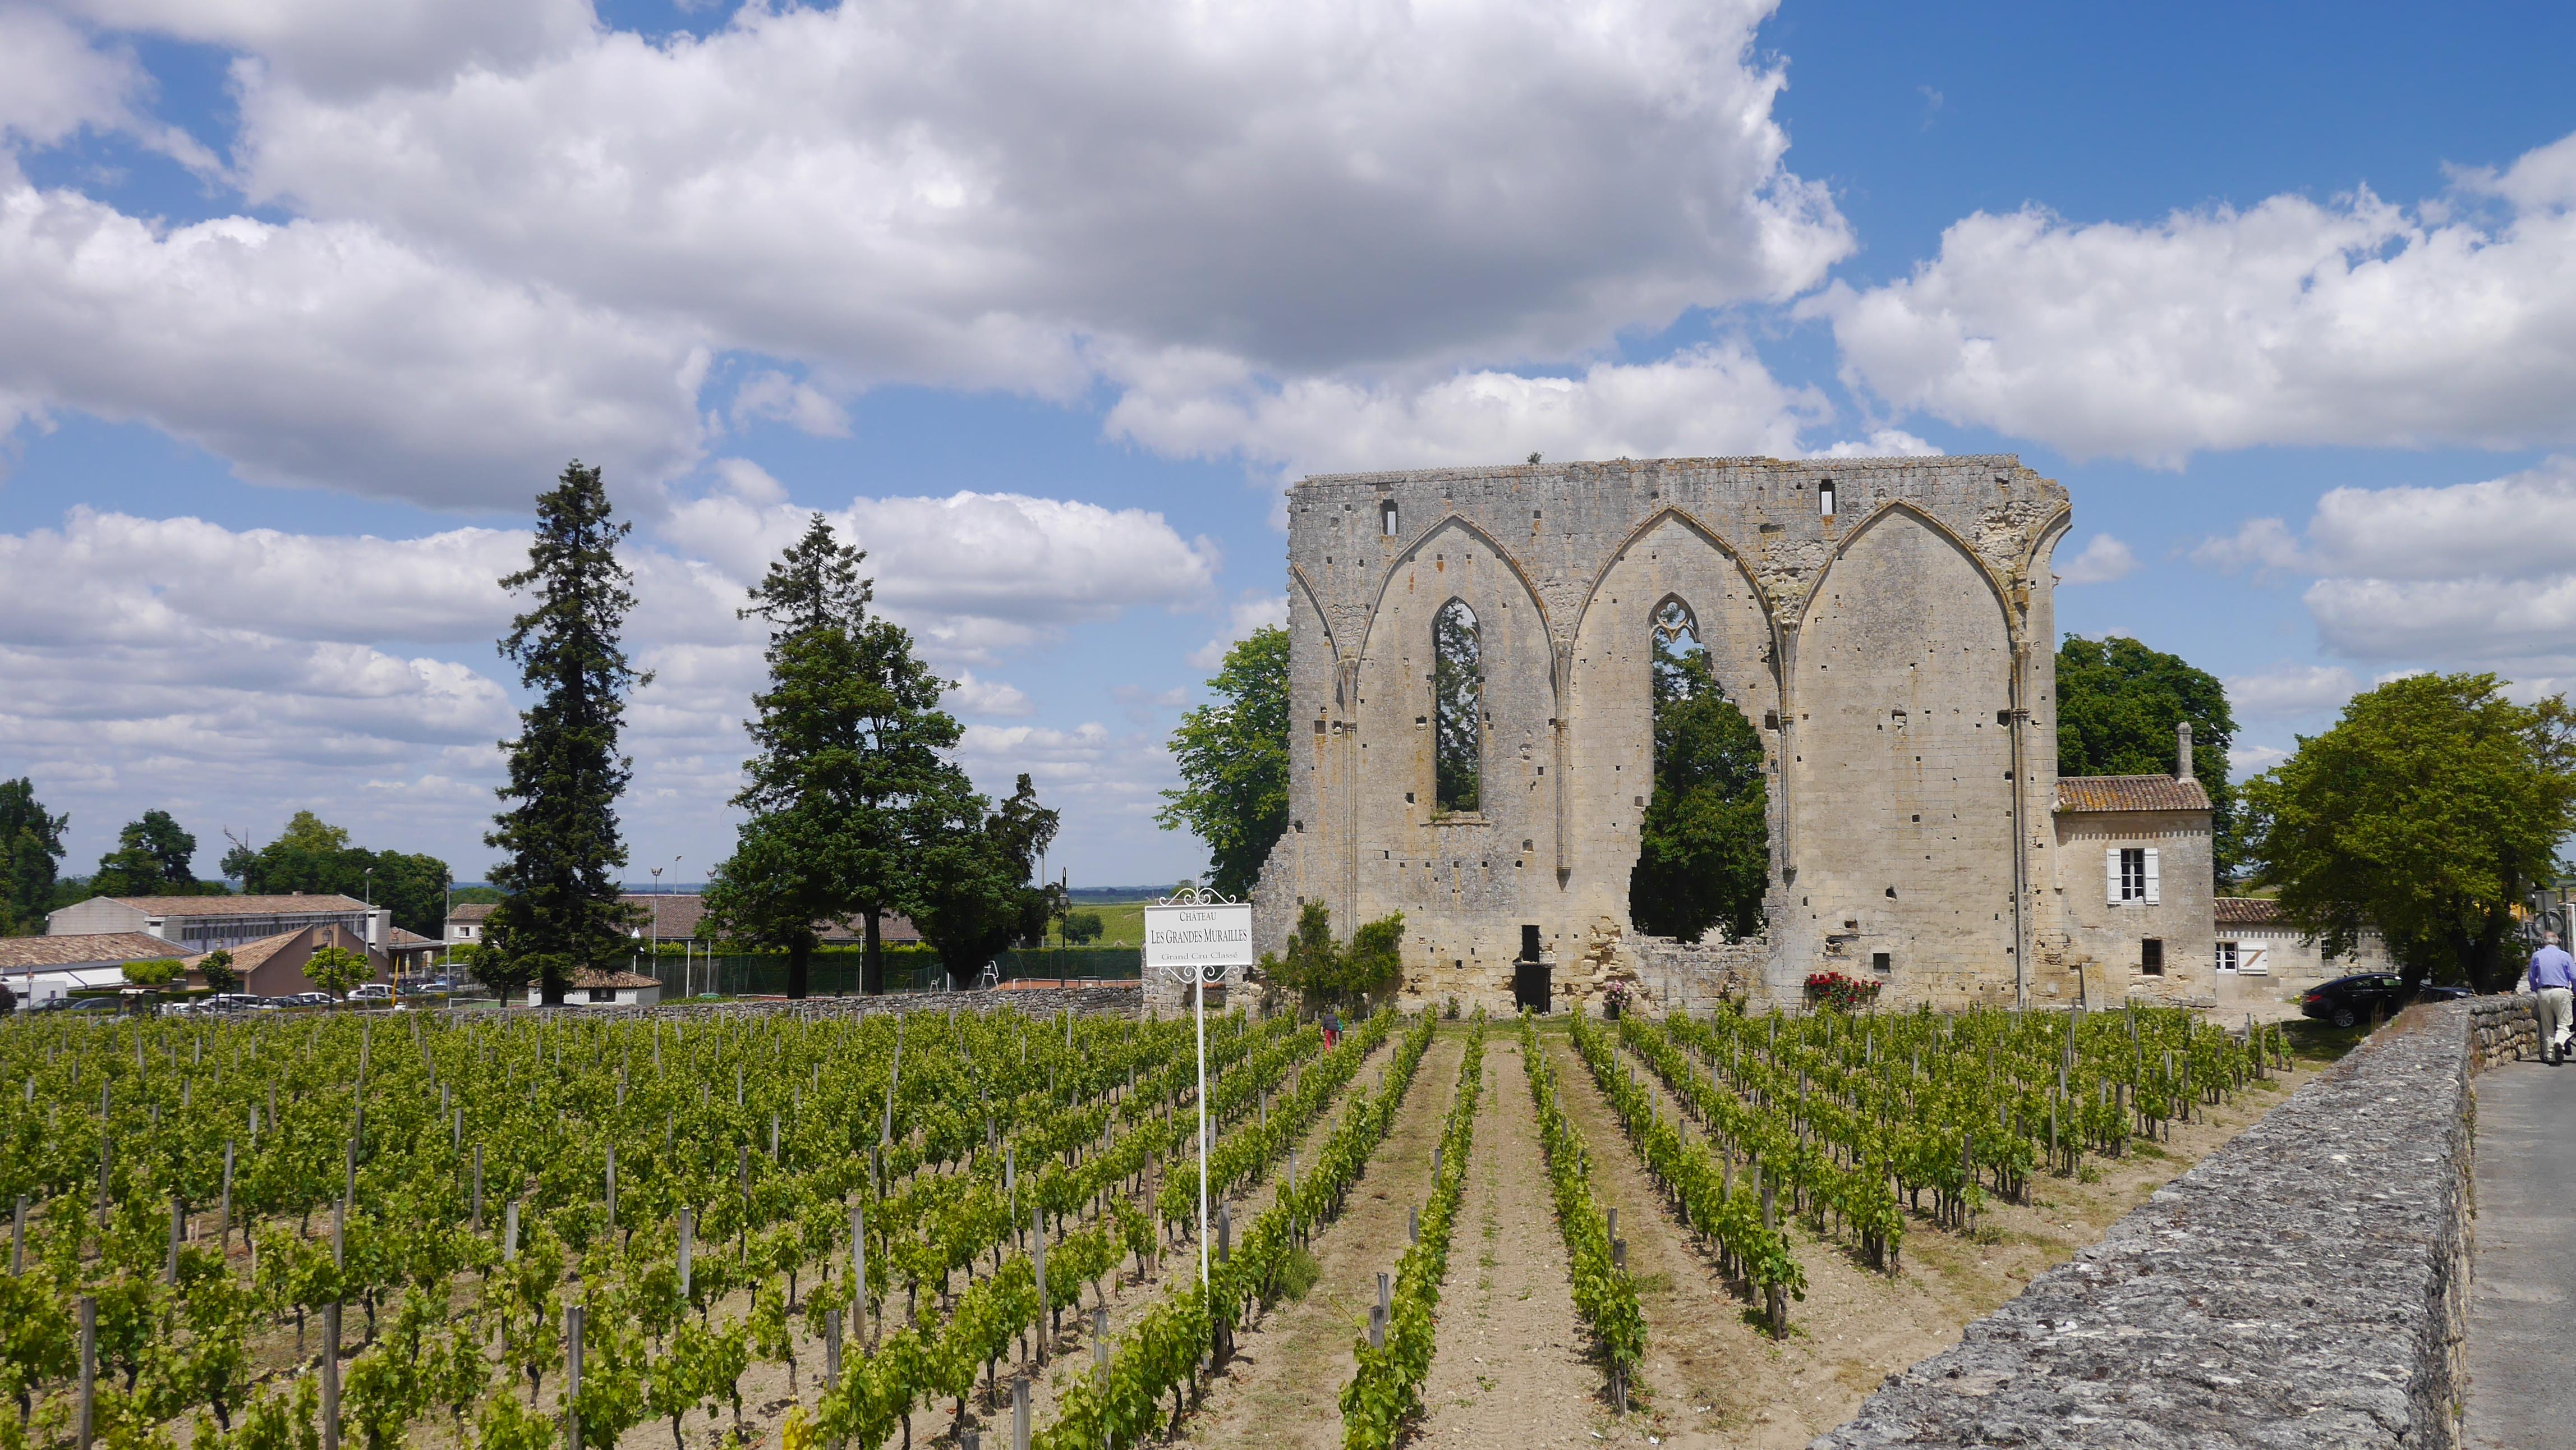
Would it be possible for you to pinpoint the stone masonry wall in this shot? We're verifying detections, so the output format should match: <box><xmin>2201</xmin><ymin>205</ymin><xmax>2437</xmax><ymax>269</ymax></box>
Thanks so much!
<box><xmin>493</xmin><ymin>984</ymin><xmax>1148</xmax><ymax>1021</ymax></box>
<box><xmin>2469</xmin><ymin>992</ymin><xmax>2538</xmax><ymax>1070</ymax></box>
<box><xmin>1262</xmin><ymin>454</ymin><xmax>2074</xmax><ymax>1016</ymax></box>
<box><xmin>1814</xmin><ymin>1001</ymin><xmax>2492</xmax><ymax>1450</ymax></box>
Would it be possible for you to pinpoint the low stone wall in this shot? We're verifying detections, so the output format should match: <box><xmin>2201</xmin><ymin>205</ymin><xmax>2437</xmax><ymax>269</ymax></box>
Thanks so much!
<box><xmin>1814</xmin><ymin>1001</ymin><xmax>2485</xmax><ymax>1450</ymax></box>
<box><xmin>1629</xmin><ymin>932</ymin><xmax>1764</xmax><ymax>1013</ymax></box>
<box><xmin>2469</xmin><ymin>992</ymin><xmax>2539</xmax><ymax>1069</ymax></box>
<box><xmin>482</xmin><ymin>984</ymin><xmax>1146</xmax><ymax>1021</ymax></box>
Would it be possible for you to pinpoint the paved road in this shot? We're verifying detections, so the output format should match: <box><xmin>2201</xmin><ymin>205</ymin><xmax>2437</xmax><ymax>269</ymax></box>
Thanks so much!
<box><xmin>2466</xmin><ymin>1058</ymin><xmax>2576</xmax><ymax>1449</ymax></box>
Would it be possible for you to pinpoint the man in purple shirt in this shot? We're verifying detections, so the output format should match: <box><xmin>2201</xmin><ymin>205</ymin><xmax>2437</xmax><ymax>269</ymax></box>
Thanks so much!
<box><xmin>2528</xmin><ymin>933</ymin><xmax>2575</xmax><ymax>1064</ymax></box>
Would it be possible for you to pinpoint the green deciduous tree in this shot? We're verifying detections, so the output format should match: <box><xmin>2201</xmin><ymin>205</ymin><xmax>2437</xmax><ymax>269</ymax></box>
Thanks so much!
<box><xmin>0</xmin><ymin>778</ymin><xmax>68</xmax><ymax>935</ymax></box>
<box><xmin>1432</xmin><ymin>602</ymin><xmax>1482</xmax><ymax>814</ymax></box>
<box><xmin>1157</xmin><ymin>624</ymin><xmax>1290</xmax><ymax>899</ymax></box>
<box><xmin>914</xmin><ymin>773</ymin><xmax>1059</xmax><ymax>989</ymax></box>
<box><xmin>1062</xmin><ymin>911</ymin><xmax>1103</xmax><ymax>946</ymax></box>
<box><xmin>199</xmin><ymin>949</ymin><xmax>240</xmax><ymax>995</ymax></box>
<box><xmin>1629</xmin><ymin>612</ymin><xmax>1769</xmax><ymax>943</ymax></box>
<box><xmin>706</xmin><ymin>515</ymin><xmax>982</xmax><ymax>996</ymax></box>
<box><xmin>91</xmin><ymin>809</ymin><xmax>222</xmax><ymax>898</ymax></box>
<box><xmin>303</xmin><ymin>946</ymin><xmax>373</xmax><ymax>1002</ymax></box>
<box><xmin>485</xmin><ymin>463</ymin><xmax>647</xmax><ymax>1006</ymax></box>
<box><xmin>2243</xmin><ymin>672</ymin><xmax>2576</xmax><ymax>992</ymax></box>
<box><xmin>227</xmin><ymin>813</ymin><xmax>452</xmax><ymax>937</ymax></box>
<box><xmin>2057</xmin><ymin>635</ymin><xmax>2241</xmax><ymax>882</ymax></box>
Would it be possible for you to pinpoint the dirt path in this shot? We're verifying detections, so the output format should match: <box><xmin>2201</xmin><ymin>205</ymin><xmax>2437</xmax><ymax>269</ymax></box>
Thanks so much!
<box><xmin>995</xmin><ymin>1033</ymin><xmax>1395</xmax><ymax>1444</ymax></box>
<box><xmin>1187</xmin><ymin>1033</ymin><xmax>1467</xmax><ymax>1449</ymax></box>
<box><xmin>1410</xmin><ymin>1033</ymin><xmax>1602</xmax><ymax>1448</ymax></box>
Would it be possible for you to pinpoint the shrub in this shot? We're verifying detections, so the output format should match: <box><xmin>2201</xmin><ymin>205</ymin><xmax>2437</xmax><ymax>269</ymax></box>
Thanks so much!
<box><xmin>1803</xmin><ymin>971</ymin><xmax>1882</xmax><ymax>1011</ymax></box>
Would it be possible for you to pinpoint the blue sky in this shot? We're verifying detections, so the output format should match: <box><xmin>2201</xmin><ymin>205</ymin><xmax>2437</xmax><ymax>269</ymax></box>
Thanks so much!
<box><xmin>2</xmin><ymin>0</ymin><xmax>2573</xmax><ymax>889</ymax></box>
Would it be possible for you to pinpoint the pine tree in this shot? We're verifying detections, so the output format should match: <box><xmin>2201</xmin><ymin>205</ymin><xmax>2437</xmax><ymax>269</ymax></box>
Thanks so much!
<box><xmin>484</xmin><ymin>462</ymin><xmax>647</xmax><ymax>1005</ymax></box>
<box><xmin>706</xmin><ymin>515</ymin><xmax>983</xmax><ymax>996</ymax></box>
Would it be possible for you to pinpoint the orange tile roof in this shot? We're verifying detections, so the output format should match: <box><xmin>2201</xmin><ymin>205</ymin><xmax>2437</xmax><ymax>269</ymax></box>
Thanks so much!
<box><xmin>2054</xmin><ymin>775</ymin><xmax>2211</xmax><ymax>814</ymax></box>
<box><xmin>2215</xmin><ymin>898</ymin><xmax>2285</xmax><ymax>925</ymax></box>
<box><xmin>0</xmin><ymin>933</ymin><xmax>187</xmax><ymax>970</ymax></box>
<box><xmin>108</xmin><ymin>894</ymin><xmax>369</xmax><ymax>916</ymax></box>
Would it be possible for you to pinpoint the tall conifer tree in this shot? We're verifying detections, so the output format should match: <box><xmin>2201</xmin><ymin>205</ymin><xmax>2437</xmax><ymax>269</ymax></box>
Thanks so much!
<box><xmin>484</xmin><ymin>462</ymin><xmax>646</xmax><ymax>1004</ymax></box>
<box><xmin>707</xmin><ymin>515</ymin><xmax>983</xmax><ymax>996</ymax></box>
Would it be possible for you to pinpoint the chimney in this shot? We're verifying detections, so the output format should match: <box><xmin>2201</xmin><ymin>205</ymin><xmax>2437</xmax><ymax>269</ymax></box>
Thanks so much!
<box><xmin>2176</xmin><ymin>720</ymin><xmax>2194</xmax><ymax>781</ymax></box>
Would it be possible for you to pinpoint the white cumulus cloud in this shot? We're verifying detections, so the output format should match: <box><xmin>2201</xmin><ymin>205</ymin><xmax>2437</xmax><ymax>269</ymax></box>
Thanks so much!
<box><xmin>1810</xmin><ymin>129</ymin><xmax>2576</xmax><ymax>465</ymax></box>
<box><xmin>2054</xmin><ymin>533</ymin><xmax>2137</xmax><ymax>585</ymax></box>
<box><xmin>2224</xmin><ymin>664</ymin><xmax>2357</xmax><ymax>721</ymax></box>
<box><xmin>1108</xmin><ymin>344</ymin><xmax>1829</xmax><ymax>481</ymax></box>
<box><xmin>0</xmin><ymin>183</ymin><xmax>709</xmax><ymax>507</ymax></box>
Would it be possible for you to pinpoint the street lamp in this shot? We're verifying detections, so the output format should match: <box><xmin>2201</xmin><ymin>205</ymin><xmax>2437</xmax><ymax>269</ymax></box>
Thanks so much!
<box><xmin>1144</xmin><ymin>884</ymin><xmax>1250</xmax><ymax>1295</ymax></box>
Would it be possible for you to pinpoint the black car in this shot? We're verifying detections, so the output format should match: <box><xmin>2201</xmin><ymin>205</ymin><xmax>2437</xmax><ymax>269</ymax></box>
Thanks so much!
<box><xmin>2299</xmin><ymin>972</ymin><xmax>2469</xmax><ymax>1028</ymax></box>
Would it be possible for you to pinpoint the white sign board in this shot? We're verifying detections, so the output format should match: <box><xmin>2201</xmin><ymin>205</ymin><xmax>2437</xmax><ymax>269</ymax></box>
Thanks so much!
<box><xmin>1144</xmin><ymin>903</ymin><xmax>1255</xmax><ymax>970</ymax></box>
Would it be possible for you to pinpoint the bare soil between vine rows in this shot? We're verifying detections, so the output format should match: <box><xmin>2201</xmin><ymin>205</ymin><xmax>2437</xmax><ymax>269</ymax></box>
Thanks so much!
<box><xmin>1185</xmin><ymin>1032</ymin><xmax>1466</xmax><ymax>1450</ymax></box>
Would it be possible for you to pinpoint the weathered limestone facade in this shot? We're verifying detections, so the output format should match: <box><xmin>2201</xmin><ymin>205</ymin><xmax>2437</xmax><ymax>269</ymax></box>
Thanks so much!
<box><xmin>1252</xmin><ymin>455</ymin><xmax>2077</xmax><ymax>1011</ymax></box>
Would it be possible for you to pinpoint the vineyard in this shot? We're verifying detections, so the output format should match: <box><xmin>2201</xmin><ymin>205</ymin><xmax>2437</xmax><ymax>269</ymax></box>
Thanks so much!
<box><xmin>0</xmin><ymin>998</ymin><xmax>2297</xmax><ymax>1450</ymax></box>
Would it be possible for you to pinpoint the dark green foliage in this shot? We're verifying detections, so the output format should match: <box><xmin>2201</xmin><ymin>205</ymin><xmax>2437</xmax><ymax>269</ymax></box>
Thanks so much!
<box><xmin>914</xmin><ymin>774</ymin><xmax>1060</xmax><ymax>989</ymax></box>
<box><xmin>229</xmin><ymin>811</ymin><xmax>453</xmax><ymax>938</ymax></box>
<box><xmin>1629</xmin><ymin>616</ymin><xmax>1769</xmax><ymax>943</ymax></box>
<box><xmin>1432</xmin><ymin>601</ymin><xmax>1482</xmax><ymax>814</ymax></box>
<box><xmin>90</xmin><ymin>809</ymin><xmax>223</xmax><ymax>898</ymax></box>
<box><xmin>2056</xmin><ymin>635</ymin><xmax>2240</xmax><ymax>882</ymax></box>
<box><xmin>2243</xmin><ymin>672</ymin><xmax>2576</xmax><ymax>991</ymax></box>
<box><xmin>484</xmin><ymin>462</ymin><xmax>647</xmax><ymax>1004</ymax></box>
<box><xmin>1260</xmin><ymin>901</ymin><xmax>1406</xmax><ymax>1009</ymax></box>
<box><xmin>199</xmin><ymin>948</ymin><xmax>241</xmax><ymax>994</ymax></box>
<box><xmin>1062</xmin><ymin>911</ymin><xmax>1104</xmax><ymax>946</ymax></box>
<box><xmin>705</xmin><ymin>514</ymin><xmax>983</xmax><ymax>996</ymax></box>
<box><xmin>1156</xmin><ymin>625</ymin><xmax>1290</xmax><ymax>898</ymax></box>
<box><xmin>0</xmin><ymin>777</ymin><xmax>68</xmax><ymax>934</ymax></box>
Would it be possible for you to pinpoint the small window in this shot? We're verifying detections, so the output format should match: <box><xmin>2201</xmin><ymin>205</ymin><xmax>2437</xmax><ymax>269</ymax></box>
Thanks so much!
<box><xmin>1819</xmin><ymin>479</ymin><xmax>1836</xmax><ymax>516</ymax></box>
<box><xmin>2110</xmin><ymin>847</ymin><xmax>2160</xmax><ymax>903</ymax></box>
<box><xmin>588</xmin><ymin>987</ymin><xmax>617</xmax><ymax>1002</ymax></box>
<box><xmin>1870</xmin><ymin>952</ymin><xmax>1890</xmax><ymax>975</ymax></box>
<box><xmin>1381</xmin><ymin>499</ymin><xmax>1398</xmax><ymax>535</ymax></box>
<box><xmin>2215</xmin><ymin>940</ymin><xmax>2239</xmax><ymax>972</ymax></box>
<box><xmin>2141</xmin><ymin>939</ymin><xmax>2165</xmax><ymax>975</ymax></box>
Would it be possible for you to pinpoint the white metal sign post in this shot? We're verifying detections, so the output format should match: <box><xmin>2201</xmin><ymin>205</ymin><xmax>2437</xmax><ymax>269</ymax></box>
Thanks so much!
<box><xmin>1144</xmin><ymin>889</ymin><xmax>1255</xmax><ymax>1293</ymax></box>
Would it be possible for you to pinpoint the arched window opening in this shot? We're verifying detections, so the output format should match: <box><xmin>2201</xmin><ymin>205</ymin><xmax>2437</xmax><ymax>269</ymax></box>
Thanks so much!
<box><xmin>1432</xmin><ymin>599</ymin><xmax>1482</xmax><ymax>813</ymax></box>
<box><xmin>1380</xmin><ymin>499</ymin><xmax>1398</xmax><ymax>536</ymax></box>
<box><xmin>1630</xmin><ymin>595</ymin><xmax>1770</xmax><ymax>943</ymax></box>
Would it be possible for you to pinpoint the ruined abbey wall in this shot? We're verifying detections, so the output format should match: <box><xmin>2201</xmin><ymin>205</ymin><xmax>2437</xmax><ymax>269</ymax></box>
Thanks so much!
<box><xmin>1250</xmin><ymin>455</ymin><xmax>2073</xmax><ymax>1012</ymax></box>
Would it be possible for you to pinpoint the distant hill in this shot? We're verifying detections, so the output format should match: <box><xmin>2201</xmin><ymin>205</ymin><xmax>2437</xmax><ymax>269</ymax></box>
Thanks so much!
<box><xmin>1068</xmin><ymin>887</ymin><xmax>1177</xmax><ymax>905</ymax></box>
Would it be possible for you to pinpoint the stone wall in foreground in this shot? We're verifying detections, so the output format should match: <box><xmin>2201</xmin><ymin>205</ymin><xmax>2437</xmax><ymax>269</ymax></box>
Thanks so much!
<box><xmin>1814</xmin><ymin>999</ymin><xmax>2508</xmax><ymax>1450</ymax></box>
<box><xmin>474</xmin><ymin>984</ymin><xmax>1148</xmax><ymax>1021</ymax></box>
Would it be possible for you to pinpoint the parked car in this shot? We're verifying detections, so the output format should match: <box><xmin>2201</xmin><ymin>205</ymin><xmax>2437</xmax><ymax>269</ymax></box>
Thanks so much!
<box><xmin>350</xmin><ymin>984</ymin><xmax>393</xmax><ymax>1003</ymax></box>
<box><xmin>2299</xmin><ymin>972</ymin><xmax>2469</xmax><ymax>1028</ymax></box>
<box><xmin>281</xmin><ymin>991</ymin><xmax>333</xmax><ymax>1008</ymax></box>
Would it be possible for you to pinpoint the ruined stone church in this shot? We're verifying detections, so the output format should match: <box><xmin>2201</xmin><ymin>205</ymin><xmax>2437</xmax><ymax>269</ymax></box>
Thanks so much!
<box><xmin>1248</xmin><ymin>453</ymin><xmax>2218</xmax><ymax>1012</ymax></box>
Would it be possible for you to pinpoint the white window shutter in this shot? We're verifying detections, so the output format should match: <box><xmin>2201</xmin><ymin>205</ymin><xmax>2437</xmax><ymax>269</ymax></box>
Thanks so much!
<box><xmin>2144</xmin><ymin>848</ymin><xmax>2161</xmax><ymax>904</ymax></box>
<box><xmin>2105</xmin><ymin>848</ymin><xmax>2122</xmax><ymax>905</ymax></box>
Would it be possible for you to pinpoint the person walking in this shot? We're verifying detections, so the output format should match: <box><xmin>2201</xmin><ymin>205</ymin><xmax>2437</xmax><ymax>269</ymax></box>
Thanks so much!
<box><xmin>1322</xmin><ymin>1007</ymin><xmax>1341</xmax><ymax>1052</ymax></box>
<box><xmin>2529</xmin><ymin>932</ymin><xmax>2576</xmax><ymax>1064</ymax></box>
